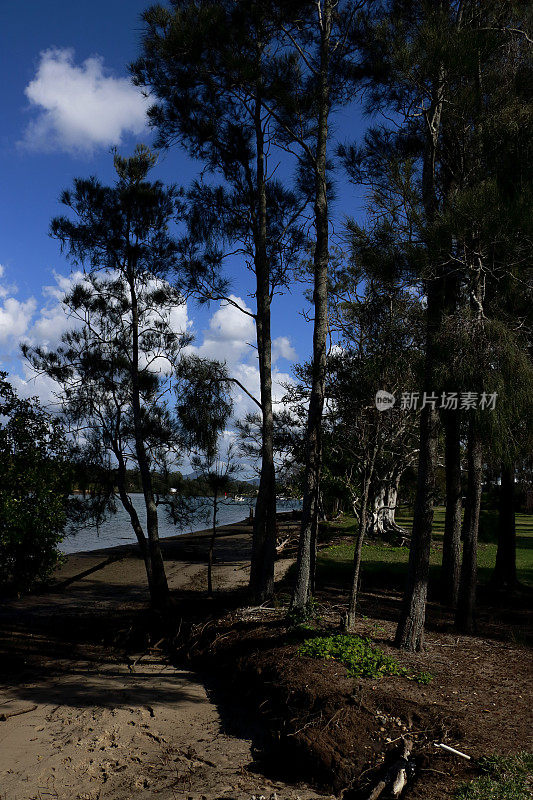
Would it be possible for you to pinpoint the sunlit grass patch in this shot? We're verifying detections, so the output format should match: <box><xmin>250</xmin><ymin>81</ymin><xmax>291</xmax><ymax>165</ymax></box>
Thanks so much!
<box><xmin>318</xmin><ymin>508</ymin><xmax>533</xmax><ymax>588</ymax></box>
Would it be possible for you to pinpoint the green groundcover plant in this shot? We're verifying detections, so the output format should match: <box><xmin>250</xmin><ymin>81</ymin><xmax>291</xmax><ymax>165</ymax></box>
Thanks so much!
<box><xmin>298</xmin><ymin>633</ymin><xmax>433</xmax><ymax>683</ymax></box>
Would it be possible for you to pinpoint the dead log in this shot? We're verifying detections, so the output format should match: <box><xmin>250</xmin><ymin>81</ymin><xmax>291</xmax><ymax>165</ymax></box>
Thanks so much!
<box><xmin>366</xmin><ymin>739</ymin><xmax>413</xmax><ymax>800</ymax></box>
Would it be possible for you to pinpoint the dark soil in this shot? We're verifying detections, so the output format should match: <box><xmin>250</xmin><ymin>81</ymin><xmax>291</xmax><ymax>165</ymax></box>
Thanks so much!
<box><xmin>173</xmin><ymin>520</ymin><xmax>533</xmax><ymax>800</ymax></box>
<box><xmin>178</xmin><ymin>603</ymin><xmax>531</xmax><ymax>799</ymax></box>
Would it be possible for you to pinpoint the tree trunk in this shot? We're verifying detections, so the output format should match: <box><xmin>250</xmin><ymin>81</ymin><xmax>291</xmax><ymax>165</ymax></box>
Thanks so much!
<box><xmin>115</xmin><ymin>451</ymin><xmax>154</xmax><ymax>591</ymax></box>
<box><xmin>455</xmin><ymin>418</ymin><xmax>482</xmax><ymax>633</ymax></box>
<box><xmin>291</xmin><ymin>0</ymin><xmax>331</xmax><ymax>613</ymax></box>
<box><xmin>492</xmin><ymin>462</ymin><xmax>517</xmax><ymax>590</ymax></box>
<box><xmin>395</xmin><ymin>271</ymin><xmax>443</xmax><ymax>650</ymax></box>
<box><xmin>309</xmin><ymin>500</ymin><xmax>319</xmax><ymax>596</ymax></box>
<box><xmin>395</xmin><ymin>401</ymin><xmax>440</xmax><ymax>651</ymax></box>
<box><xmin>384</xmin><ymin>479</ymin><xmax>400</xmax><ymax>528</ymax></box>
<box><xmin>208</xmin><ymin>490</ymin><xmax>218</xmax><ymax>596</ymax></box>
<box><xmin>442</xmin><ymin>409</ymin><xmax>462</xmax><ymax>606</ymax></box>
<box><xmin>395</xmin><ymin>64</ymin><xmax>445</xmax><ymax>651</ymax></box>
<box><xmin>249</xmin><ymin>45</ymin><xmax>277</xmax><ymax>604</ymax></box>
<box><xmin>129</xmin><ymin>276</ymin><xmax>169</xmax><ymax>608</ymax></box>
<box><xmin>367</xmin><ymin>485</ymin><xmax>386</xmax><ymax>537</ymax></box>
<box><xmin>345</xmin><ymin>475</ymin><xmax>371</xmax><ymax>630</ymax></box>
<box><xmin>367</xmin><ymin>473</ymin><xmax>404</xmax><ymax>539</ymax></box>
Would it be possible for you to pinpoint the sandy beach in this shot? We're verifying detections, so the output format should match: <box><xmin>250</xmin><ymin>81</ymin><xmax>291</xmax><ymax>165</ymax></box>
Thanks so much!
<box><xmin>0</xmin><ymin>520</ymin><xmax>330</xmax><ymax>800</ymax></box>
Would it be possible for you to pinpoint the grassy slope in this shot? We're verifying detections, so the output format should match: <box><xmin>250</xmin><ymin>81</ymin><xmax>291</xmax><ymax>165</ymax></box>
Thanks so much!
<box><xmin>318</xmin><ymin>507</ymin><xmax>533</xmax><ymax>590</ymax></box>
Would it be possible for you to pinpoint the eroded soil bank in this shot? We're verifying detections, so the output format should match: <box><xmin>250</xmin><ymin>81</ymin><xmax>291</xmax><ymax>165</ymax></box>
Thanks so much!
<box><xmin>182</xmin><ymin>604</ymin><xmax>532</xmax><ymax>800</ymax></box>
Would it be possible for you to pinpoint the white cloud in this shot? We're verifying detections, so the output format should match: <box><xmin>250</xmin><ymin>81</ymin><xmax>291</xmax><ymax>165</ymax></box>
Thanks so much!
<box><xmin>0</xmin><ymin>267</ymin><xmax>37</xmax><ymax>353</ymax></box>
<box><xmin>21</xmin><ymin>48</ymin><xmax>149</xmax><ymax>154</ymax></box>
<box><xmin>0</xmin><ymin>264</ymin><xmax>18</xmax><ymax>300</ymax></box>
<box><xmin>168</xmin><ymin>302</ymin><xmax>191</xmax><ymax>340</ymax></box>
<box><xmin>193</xmin><ymin>295</ymin><xmax>257</xmax><ymax>366</ymax></box>
<box><xmin>186</xmin><ymin>297</ymin><xmax>298</xmax><ymax>419</ymax></box>
<box><xmin>27</xmin><ymin>270</ymin><xmax>84</xmax><ymax>351</ymax></box>
<box><xmin>2</xmin><ymin>266</ymin><xmax>295</xmax><ymax>426</ymax></box>
<box><xmin>272</xmin><ymin>336</ymin><xmax>297</xmax><ymax>364</ymax></box>
<box><xmin>9</xmin><ymin>363</ymin><xmax>62</xmax><ymax>409</ymax></box>
<box><xmin>0</xmin><ymin>266</ymin><xmax>34</xmax><ymax>362</ymax></box>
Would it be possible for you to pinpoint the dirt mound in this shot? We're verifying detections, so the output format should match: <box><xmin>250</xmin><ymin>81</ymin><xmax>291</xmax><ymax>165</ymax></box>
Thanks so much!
<box><xmin>181</xmin><ymin>613</ymin><xmax>466</xmax><ymax>797</ymax></box>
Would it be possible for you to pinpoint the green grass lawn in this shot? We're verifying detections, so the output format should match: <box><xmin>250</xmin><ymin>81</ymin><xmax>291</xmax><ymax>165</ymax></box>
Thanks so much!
<box><xmin>318</xmin><ymin>507</ymin><xmax>533</xmax><ymax>591</ymax></box>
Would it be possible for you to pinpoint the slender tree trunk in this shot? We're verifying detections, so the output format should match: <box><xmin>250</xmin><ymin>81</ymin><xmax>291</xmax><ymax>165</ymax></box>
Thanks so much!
<box><xmin>442</xmin><ymin>409</ymin><xmax>462</xmax><ymax>605</ymax></box>
<box><xmin>395</xmin><ymin>275</ymin><xmax>443</xmax><ymax>650</ymax></box>
<box><xmin>291</xmin><ymin>0</ymin><xmax>331</xmax><ymax>612</ymax></box>
<box><xmin>456</xmin><ymin>417</ymin><xmax>482</xmax><ymax>632</ymax></box>
<box><xmin>208</xmin><ymin>490</ymin><xmax>218</xmax><ymax>596</ymax></box>
<box><xmin>129</xmin><ymin>277</ymin><xmax>169</xmax><ymax>608</ymax></box>
<box><xmin>345</xmin><ymin>475</ymin><xmax>371</xmax><ymax>631</ymax></box>
<box><xmin>115</xmin><ymin>453</ymin><xmax>154</xmax><ymax>590</ymax></box>
<box><xmin>492</xmin><ymin>463</ymin><xmax>517</xmax><ymax>590</ymax></box>
<box><xmin>309</xmin><ymin>500</ymin><xmax>319</xmax><ymax>595</ymax></box>
<box><xmin>395</xmin><ymin>65</ymin><xmax>445</xmax><ymax>651</ymax></box>
<box><xmin>250</xmin><ymin>62</ymin><xmax>277</xmax><ymax>603</ymax></box>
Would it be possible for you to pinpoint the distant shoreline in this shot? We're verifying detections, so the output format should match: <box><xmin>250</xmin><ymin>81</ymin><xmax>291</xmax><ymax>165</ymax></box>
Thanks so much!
<box><xmin>61</xmin><ymin>517</ymin><xmax>251</xmax><ymax>559</ymax></box>
<box><xmin>60</xmin><ymin>509</ymin><xmax>300</xmax><ymax>560</ymax></box>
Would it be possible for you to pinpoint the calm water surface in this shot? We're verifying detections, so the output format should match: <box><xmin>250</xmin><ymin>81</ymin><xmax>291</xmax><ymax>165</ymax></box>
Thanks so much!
<box><xmin>61</xmin><ymin>494</ymin><xmax>302</xmax><ymax>554</ymax></box>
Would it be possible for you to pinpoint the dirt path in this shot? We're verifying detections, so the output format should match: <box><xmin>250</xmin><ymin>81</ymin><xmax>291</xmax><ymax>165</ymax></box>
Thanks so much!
<box><xmin>0</xmin><ymin>524</ymin><xmax>331</xmax><ymax>800</ymax></box>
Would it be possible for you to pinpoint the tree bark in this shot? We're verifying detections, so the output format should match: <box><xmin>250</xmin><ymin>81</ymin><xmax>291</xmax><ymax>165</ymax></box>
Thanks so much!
<box><xmin>249</xmin><ymin>53</ymin><xmax>277</xmax><ymax>604</ymax></box>
<box><xmin>384</xmin><ymin>479</ymin><xmax>400</xmax><ymax>529</ymax></box>
<box><xmin>291</xmin><ymin>0</ymin><xmax>331</xmax><ymax>613</ymax></box>
<box><xmin>395</xmin><ymin>400</ymin><xmax>440</xmax><ymax>651</ymax></box>
<box><xmin>208</xmin><ymin>490</ymin><xmax>218</xmax><ymax>596</ymax></box>
<box><xmin>455</xmin><ymin>417</ymin><xmax>482</xmax><ymax>633</ymax></box>
<box><xmin>114</xmin><ymin>448</ymin><xmax>154</xmax><ymax>589</ymax></box>
<box><xmin>129</xmin><ymin>275</ymin><xmax>169</xmax><ymax>608</ymax></box>
<box><xmin>309</xmin><ymin>498</ymin><xmax>319</xmax><ymax>596</ymax></box>
<box><xmin>395</xmin><ymin>63</ymin><xmax>445</xmax><ymax>651</ymax></box>
<box><xmin>442</xmin><ymin>409</ymin><xmax>462</xmax><ymax>605</ymax></box>
<box><xmin>492</xmin><ymin>462</ymin><xmax>517</xmax><ymax>590</ymax></box>
<box><xmin>395</xmin><ymin>269</ymin><xmax>444</xmax><ymax>650</ymax></box>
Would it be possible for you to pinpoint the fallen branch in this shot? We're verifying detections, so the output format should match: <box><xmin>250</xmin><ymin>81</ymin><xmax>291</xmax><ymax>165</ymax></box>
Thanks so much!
<box><xmin>0</xmin><ymin>704</ymin><xmax>38</xmax><ymax>721</ymax></box>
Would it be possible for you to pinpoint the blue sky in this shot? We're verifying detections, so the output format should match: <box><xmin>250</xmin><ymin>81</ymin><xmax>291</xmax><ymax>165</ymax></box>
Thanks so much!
<box><xmin>0</xmin><ymin>0</ymin><xmax>369</xmax><ymax>419</ymax></box>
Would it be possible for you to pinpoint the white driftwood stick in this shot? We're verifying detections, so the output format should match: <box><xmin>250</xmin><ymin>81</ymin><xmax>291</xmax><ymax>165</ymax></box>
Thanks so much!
<box><xmin>435</xmin><ymin>743</ymin><xmax>471</xmax><ymax>760</ymax></box>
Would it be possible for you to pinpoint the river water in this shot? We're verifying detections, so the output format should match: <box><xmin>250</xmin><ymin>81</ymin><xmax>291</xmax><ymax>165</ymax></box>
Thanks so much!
<box><xmin>60</xmin><ymin>494</ymin><xmax>302</xmax><ymax>554</ymax></box>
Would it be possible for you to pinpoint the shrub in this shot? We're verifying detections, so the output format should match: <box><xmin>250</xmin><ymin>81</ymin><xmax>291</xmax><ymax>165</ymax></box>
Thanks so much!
<box><xmin>0</xmin><ymin>375</ymin><xmax>71</xmax><ymax>594</ymax></box>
